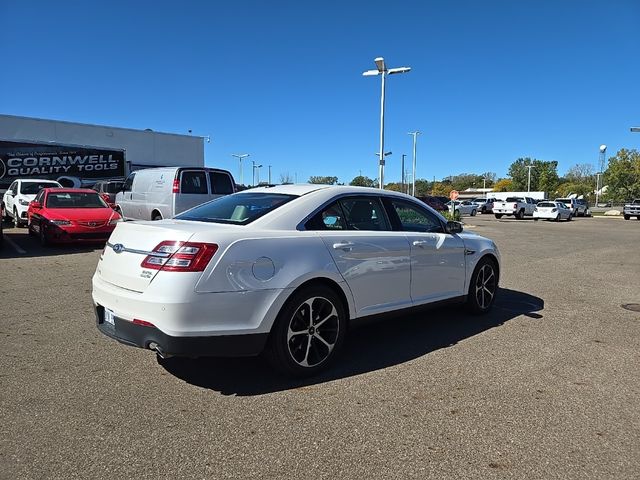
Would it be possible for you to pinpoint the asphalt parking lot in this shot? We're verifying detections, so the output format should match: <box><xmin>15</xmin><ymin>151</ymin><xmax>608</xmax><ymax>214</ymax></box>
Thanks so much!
<box><xmin>1</xmin><ymin>214</ymin><xmax>639</xmax><ymax>479</ymax></box>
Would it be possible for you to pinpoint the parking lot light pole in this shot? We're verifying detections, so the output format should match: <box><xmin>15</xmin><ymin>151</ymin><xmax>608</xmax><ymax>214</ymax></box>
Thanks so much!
<box><xmin>253</xmin><ymin>163</ymin><xmax>263</xmax><ymax>185</ymax></box>
<box><xmin>526</xmin><ymin>165</ymin><xmax>534</xmax><ymax>193</ymax></box>
<box><xmin>408</xmin><ymin>131</ymin><xmax>420</xmax><ymax>196</ymax></box>
<box><xmin>232</xmin><ymin>154</ymin><xmax>249</xmax><ymax>185</ymax></box>
<box><xmin>268</xmin><ymin>165</ymin><xmax>272</xmax><ymax>184</ymax></box>
<box><xmin>363</xmin><ymin>57</ymin><xmax>411</xmax><ymax>189</ymax></box>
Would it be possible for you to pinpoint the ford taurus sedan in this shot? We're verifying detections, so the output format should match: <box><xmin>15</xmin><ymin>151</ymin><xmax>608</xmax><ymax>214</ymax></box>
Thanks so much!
<box><xmin>92</xmin><ymin>185</ymin><xmax>500</xmax><ymax>376</ymax></box>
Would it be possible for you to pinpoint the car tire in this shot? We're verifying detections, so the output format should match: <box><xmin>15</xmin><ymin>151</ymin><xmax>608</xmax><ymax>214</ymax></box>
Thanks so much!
<box><xmin>516</xmin><ymin>209</ymin><xmax>525</xmax><ymax>220</ymax></box>
<box><xmin>28</xmin><ymin>221</ymin><xmax>35</xmax><ymax>237</ymax></box>
<box><xmin>152</xmin><ymin>212</ymin><xmax>162</xmax><ymax>221</ymax></box>
<box><xmin>13</xmin><ymin>209</ymin><xmax>22</xmax><ymax>228</ymax></box>
<box><xmin>567</xmin><ymin>214</ymin><xmax>572</xmax><ymax>222</ymax></box>
<box><xmin>494</xmin><ymin>214</ymin><xmax>503</xmax><ymax>219</ymax></box>
<box><xmin>471</xmin><ymin>209</ymin><xmax>477</xmax><ymax>216</ymax></box>
<box><xmin>266</xmin><ymin>284</ymin><xmax>347</xmax><ymax>377</ymax></box>
<box><xmin>39</xmin><ymin>224</ymin><xmax>49</xmax><ymax>247</ymax></box>
<box><xmin>624</xmin><ymin>214</ymin><xmax>630</xmax><ymax>220</ymax></box>
<box><xmin>466</xmin><ymin>257</ymin><xmax>498</xmax><ymax>315</ymax></box>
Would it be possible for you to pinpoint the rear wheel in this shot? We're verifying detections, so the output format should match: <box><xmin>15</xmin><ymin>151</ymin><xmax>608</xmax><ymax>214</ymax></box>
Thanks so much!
<box><xmin>494</xmin><ymin>214</ymin><xmax>503</xmax><ymax>219</ymax></box>
<box><xmin>266</xmin><ymin>285</ymin><xmax>347</xmax><ymax>377</ymax></box>
<box><xmin>471</xmin><ymin>209</ymin><xmax>477</xmax><ymax>216</ymax></box>
<box><xmin>466</xmin><ymin>258</ymin><xmax>498</xmax><ymax>314</ymax></box>
<box><xmin>516</xmin><ymin>209</ymin><xmax>525</xmax><ymax>220</ymax></box>
<box><xmin>152</xmin><ymin>212</ymin><xmax>162</xmax><ymax>221</ymax></box>
<box><xmin>567</xmin><ymin>214</ymin><xmax>572</xmax><ymax>222</ymax></box>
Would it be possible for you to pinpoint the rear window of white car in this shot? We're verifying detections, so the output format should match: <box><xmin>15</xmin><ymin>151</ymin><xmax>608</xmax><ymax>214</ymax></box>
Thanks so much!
<box><xmin>175</xmin><ymin>192</ymin><xmax>296</xmax><ymax>225</ymax></box>
<box><xmin>538</xmin><ymin>202</ymin><xmax>555</xmax><ymax>208</ymax></box>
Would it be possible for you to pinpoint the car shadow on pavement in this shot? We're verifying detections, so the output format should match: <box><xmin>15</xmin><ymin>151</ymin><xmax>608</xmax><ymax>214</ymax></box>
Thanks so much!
<box><xmin>159</xmin><ymin>288</ymin><xmax>544</xmax><ymax>396</ymax></box>
<box><xmin>0</xmin><ymin>228</ymin><xmax>103</xmax><ymax>258</ymax></box>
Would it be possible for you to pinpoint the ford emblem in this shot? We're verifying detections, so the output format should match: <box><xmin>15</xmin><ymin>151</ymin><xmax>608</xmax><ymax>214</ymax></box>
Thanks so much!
<box><xmin>112</xmin><ymin>243</ymin><xmax>124</xmax><ymax>254</ymax></box>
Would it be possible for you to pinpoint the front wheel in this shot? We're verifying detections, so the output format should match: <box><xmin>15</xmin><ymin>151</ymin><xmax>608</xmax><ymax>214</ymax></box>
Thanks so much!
<box><xmin>266</xmin><ymin>285</ymin><xmax>347</xmax><ymax>377</ymax></box>
<box><xmin>39</xmin><ymin>224</ymin><xmax>49</xmax><ymax>246</ymax></box>
<box><xmin>13</xmin><ymin>209</ymin><xmax>22</xmax><ymax>228</ymax></box>
<box><xmin>624</xmin><ymin>214</ymin><xmax>630</xmax><ymax>220</ymax></box>
<box><xmin>466</xmin><ymin>258</ymin><xmax>498</xmax><ymax>314</ymax></box>
<box><xmin>567</xmin><ymin>214</ymin><xmax>572</xmax><ymax>222</ymax></box>
<box><xmin>471</xmin><ymin>209</ymin><xmax>477</xmax><ymax>216</ymax></box>
<box><xmin>516</xmin><ymin>209</ymin><xmax>525</xmax><ymax>220</ymax></box>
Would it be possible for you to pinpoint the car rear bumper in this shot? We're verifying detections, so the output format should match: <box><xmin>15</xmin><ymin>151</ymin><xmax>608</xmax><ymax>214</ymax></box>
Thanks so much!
<box><xmin>95</xmin><ymin>304</ymin><xmax>269</xmax><ymax>357</ymax></box>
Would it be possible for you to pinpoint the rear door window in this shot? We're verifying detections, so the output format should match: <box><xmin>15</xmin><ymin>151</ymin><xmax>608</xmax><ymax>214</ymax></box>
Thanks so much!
<box><xmin>181</xmin><ymin>171</ymin><xmax>208</xmax><ymax>194</ymax></box>
<box><xmin>208</xmin><ymin>171</ymin><xmax>234</xmax><ymax>194</ymax></box>
<box><xmin>339</xmin><ymin>197</ymin><xmax>390</xmax><ymax>231</ymax></box>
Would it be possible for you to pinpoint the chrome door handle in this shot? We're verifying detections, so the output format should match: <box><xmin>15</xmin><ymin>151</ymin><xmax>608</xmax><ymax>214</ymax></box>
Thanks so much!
<box><xmin>333</xmin><ymin>241</ymin><xmax>354</xmax><ymax>251</ymax></box>
<box><xmin>412</xmin><ymin>240</ymin><xmax>429</xmax><ymax>247</ymax></box>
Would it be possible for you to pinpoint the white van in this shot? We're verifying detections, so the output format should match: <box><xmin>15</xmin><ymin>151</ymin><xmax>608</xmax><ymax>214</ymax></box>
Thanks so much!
<box><xmin>115</xmin><ymin>167</ymin><xmax>235</xmax><ymax>221</ymax></box>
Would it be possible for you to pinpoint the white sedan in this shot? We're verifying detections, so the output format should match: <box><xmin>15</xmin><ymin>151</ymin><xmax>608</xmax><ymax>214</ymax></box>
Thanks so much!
<box><xmin>93</xmin><ymin>185</ymin><xmax>501</xmax><ymax>376</ymax></box>
<box><xmin>533</xmin><ymin>201</ymin><xmax>573</xmax><ymax>221</ymax></box>
<box><xmin>446</xmin><ymin>200</ymin><xmax>478</xmax><ymax>216</ymax></box>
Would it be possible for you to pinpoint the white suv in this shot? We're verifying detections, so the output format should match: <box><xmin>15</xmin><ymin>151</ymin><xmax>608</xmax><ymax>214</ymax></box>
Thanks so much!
<box><xmin>2</xmin><ymin>179</ymin><xmax>62</xmax><ymax>227</ymax></box>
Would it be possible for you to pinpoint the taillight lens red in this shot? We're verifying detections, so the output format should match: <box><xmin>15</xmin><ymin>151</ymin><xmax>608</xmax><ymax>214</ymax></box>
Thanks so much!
<box><xmin>141</xmin><ymin>241</ymin><xmax>218</xmax><ymax>272</ymax></box>
<box><xmin>172</xmin><ymin>178</ymin><xmax>180</xmax><ymax>193</ymax></box>
<box><xmin>133</xmin><ymin>319</ymin><xmax>155</xmax><ymax>327</ymax></box>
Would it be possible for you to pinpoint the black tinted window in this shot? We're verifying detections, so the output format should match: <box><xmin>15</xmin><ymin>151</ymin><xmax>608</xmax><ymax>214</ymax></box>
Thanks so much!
<box><xmin>305</xmin><ymin>202</ymin><xmax>347</xmax><ymax>230</ymax></box>
<box><xmin>340</xmin><ymin>197</ymin><xmax>390</xmax><ymax>231</ymax></box>
<box><xmin>123</xmin><ymin>174</ymin><xmax>135</xmax><ymax>192</ymax></box>
<box><xmin>209</xmin><ymin>172</ymin><xmax>234</xmax><ymax>195</ymax></box>
<box><xmin>104</xmin><ymin>182</ymin><xmax>123</xmax><ymax>193</ymax></box>
<box><xmin>21</xmin><ymin>182</ymin><xmax>59</xmax><ymax>195</ymax></box>
<box><xmin>181</xmin><ymin>171</ymin><xmax>208</xmax><ymax>194</ymax></box>
<box><xmin>176</xmin><ymin>192</ymin><xmax>295</xmax><ymax>225</ymax></box>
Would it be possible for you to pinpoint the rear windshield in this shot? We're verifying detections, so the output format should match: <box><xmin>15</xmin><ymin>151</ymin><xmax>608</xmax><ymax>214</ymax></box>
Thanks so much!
<box><xmin>505</xmin><ymin>197</ymin><xmax>522</xmax><ymax>202</ymax></box>
<box><xmin>46</xmin><ymin>192</ymin><xmax>108</xmax><ymax>209</ymax></box>
<box><xmin>538</xmin><ymin>202</ymin><xmax>555</xmax><ymax>208</ymax></box>
<box><xmin>175</xmin><ymin>192</ymin><xmax>296</xmax><ymax>225</ymax></box>
<box><xmin>556</xmin><ymin>198</ymin><xmax>571</xmax><ymax>203</ymax></box>
<box><xmin>21</xmin><ymin>181</ymin><xmax>60</xmax><ymax>195</ymax></box>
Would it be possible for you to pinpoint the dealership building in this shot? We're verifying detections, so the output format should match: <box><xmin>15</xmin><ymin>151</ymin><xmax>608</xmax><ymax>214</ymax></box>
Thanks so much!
<box><xmin>0</xmin><ymin>114</ymin><xmax>204</xmax><ymax>190</ymax></box>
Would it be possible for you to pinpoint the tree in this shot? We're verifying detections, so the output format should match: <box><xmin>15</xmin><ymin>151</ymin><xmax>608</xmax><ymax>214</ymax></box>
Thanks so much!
<box><xmin>604</xmin><ymin>149</ymin><xmax>640</xmax><ymax>202</ymax></box>
<box><xmin>349</xmin><ymin>175</ymin><xmax>377</xmax><ymax>188</ymax></box>
<box><xmin>430</xmin><ymin>182</ymin><xmax>452</xmax><ymax>197</ymax></box>
<box><xmin>308</xmin><ymin>176</ymin><xmax>338</xmax><ymax>185</ymax></box>
<box><xmin>493</xmin><ymin>178</ymin><xmax>513</xmax><ymax>192</ymax></box>
<box><xmin>279</xmin><ymin>172</ymin><xmax>294</xmax><ymax>184</ymax></box>
<box><xmin>508</xmin><ymin>158</ymin><xmax>559</xmax><ymax>193</ymax></box>
<box><xmin>565</xmin><ymin>163</ymin><xmax>594</xmax><ymax>182</ymax></box>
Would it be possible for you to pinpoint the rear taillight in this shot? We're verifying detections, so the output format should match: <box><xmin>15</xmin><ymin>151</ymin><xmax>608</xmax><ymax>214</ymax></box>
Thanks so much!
<box><xmin>551</xmin><ymin>208</ymin><xmax>557</xmax><ymax>212</ymax></box>
<box><xmin>172</xmin><ymin>178</ymin><xmax>180</xmax><ymax>193</ymax></box>
<box><xmin>141</xmin><ymin>241</ymin><xmax>218</xmax><ymax>272</ymax></box>
<box><xmin>513</xmin><ymin>203</ymin><xmax>518</xmax><ymax>209</ymax></box>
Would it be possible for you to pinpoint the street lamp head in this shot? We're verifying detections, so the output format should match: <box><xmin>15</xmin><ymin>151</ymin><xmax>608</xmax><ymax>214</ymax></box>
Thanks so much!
<box><xmin>599</xmin><ymin>144</ymin><xmax>607</xmax><ymax>153</ymax></box>
<box><xmin>362</xmin><ymin>70</ymin><xmax>380</xmax><ymax>76</ymax></box>
<box><xmin>374</xmin><ymin>57</ymin><xmax>386</xmax><ymax>72</ymax></box>
<box><xmin>631</xmin><ymin>127</ymin><xmax>640</xmax><ymax>132</ymax></box>
<box><xmin>388</xmin><ymin>67</ymin><xmax>411</xmax><ymax>75</ymax></box>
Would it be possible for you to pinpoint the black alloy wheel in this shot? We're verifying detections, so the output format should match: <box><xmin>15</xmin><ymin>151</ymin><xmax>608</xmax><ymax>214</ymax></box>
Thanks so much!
<box><xmin>266</xmin><ymin>285</ymin><xmax>347</xmax><ymax>377</ymax></box>
<box><xmin>466</xmin><ymin>258</ymin><xmax>498</xmax><ymax>314</ymax></box>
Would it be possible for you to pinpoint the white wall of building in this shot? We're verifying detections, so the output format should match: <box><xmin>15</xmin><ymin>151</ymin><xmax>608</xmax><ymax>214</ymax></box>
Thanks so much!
<box><xmin>0</xmin><ymin>114</ymin><xmax>204</xmax><ymax>169</ymax></box>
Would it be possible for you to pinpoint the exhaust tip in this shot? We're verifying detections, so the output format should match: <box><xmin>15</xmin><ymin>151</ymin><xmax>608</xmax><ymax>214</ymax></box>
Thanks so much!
<box><xmin>148</xmin><ymin>342</ymin><xmax>172</xmax><ymax>359</ymax></box>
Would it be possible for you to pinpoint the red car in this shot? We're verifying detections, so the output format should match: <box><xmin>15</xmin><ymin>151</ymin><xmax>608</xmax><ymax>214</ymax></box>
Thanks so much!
<box><xmin>27</xmin><ymin>188</ymin><xmax>122</xmax><ymax>245</ymax></box>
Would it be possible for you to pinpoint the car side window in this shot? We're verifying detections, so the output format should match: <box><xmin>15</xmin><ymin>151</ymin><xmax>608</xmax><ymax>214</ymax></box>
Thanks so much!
<box><xmin>388</xmin><ymin>199</ymin><xmax>444</xmax><ymax>233</ymax></box>
<box><xmin>122</xmin><ymin>174</ymin><xmax>135</xmax><ymax>192</ymax></box>
<box><xmin>339</xmin><ymin>197</ymin><xmax>390</xmax><ymax>231</ymax></box>
<box><xmin>181</xmin><ymin>171</ymin><xmax>208</xmax><ymax>194</ymax></box>
<box><xmin>305</xmin><ymin>202</ymin><xmax>347</xmax><ymax>230</ymax></box>
<box><xmin>9</xmin><ymin>181</ymin><xmax>17</xmax><ymax>194</ymax></box>
<box><xmin>209</xmin><ymin>171</ymin><xmax>234</xmax><ymax>195</ymax></box>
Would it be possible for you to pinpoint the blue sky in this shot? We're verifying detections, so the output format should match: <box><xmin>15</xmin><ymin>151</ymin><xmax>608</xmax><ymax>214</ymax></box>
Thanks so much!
<box><xmin>1</xmin><ymin>0</ymin><xmax>639</xmax><ymax>184</ymax></box>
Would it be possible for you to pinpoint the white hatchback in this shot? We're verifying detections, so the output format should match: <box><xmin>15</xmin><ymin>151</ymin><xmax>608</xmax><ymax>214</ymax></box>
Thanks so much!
<box><xmin>93</xmin><ymin>185</ymin><xmax>501</xmax><ymax>376</ymax></box>
<box><xmin>2</xmin><ymin>179</ymin><xmax>63</xmax><ymax>227</ymax></box>
<box><xmin>533</xmin><ymin>201</ymin><xmax>572</xmax><ymax>221</ymax></box>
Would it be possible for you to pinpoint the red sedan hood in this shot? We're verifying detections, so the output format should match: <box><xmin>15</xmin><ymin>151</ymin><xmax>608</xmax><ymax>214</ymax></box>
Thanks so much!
<box><xmin>44</xmin><ymin>208</ymin><xmax>118</xmax><ymax>222</ymax></box>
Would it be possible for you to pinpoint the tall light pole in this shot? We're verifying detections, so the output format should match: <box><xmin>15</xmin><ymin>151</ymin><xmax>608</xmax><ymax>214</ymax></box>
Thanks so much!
<box><xmin>408</xmin><ymin>131</ymin><xmax>421</xmax><ymax>196</ymax></box>
<box><xmin>401</xmin><ymin>154</ymin><xmax>406</xmax><ymax>193</ymax></box>
<box><xmin>252</xmin><ymin>162</ymin><xmax>263</xmax><ymax>185</ymax></box>
<box><xmin>596</xmin><ymin>144</ymin><xmax>607</xmax><ymax>206</ymax></box>
<box><xmin>232</xmin><ymin>154</ymin><xmax>249</xmax><ymax>185</ymax></box>
<box><xmin>526</xmin><ymin>164</ymin><xmax>534</xmax><ymax>193</ymax></box>
<box><xmin>363</xmin><ymin>57</ymin><xmax>411</xmax><ymax>189</ymax></box>
<box><xmin>268</xmin><ymin>165</ymin><xmax>272</xmax><ymax>184</ymax></box>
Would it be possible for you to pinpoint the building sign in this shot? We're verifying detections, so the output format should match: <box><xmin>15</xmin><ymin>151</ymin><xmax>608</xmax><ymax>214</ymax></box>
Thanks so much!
<box><xmin>0</xmin><ymin>140</ymin><xmax>125</xmax><ymax>189</ymax></box>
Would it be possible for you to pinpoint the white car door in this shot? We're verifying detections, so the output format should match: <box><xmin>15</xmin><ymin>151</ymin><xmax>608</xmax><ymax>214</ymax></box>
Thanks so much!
<box><xmin>117</xmin><ymin>173</ymin><xmax>136</xmax><ymax>219</ymax></box>
<box><xmin>387</xmin><ymin>198</ymin><xmax>466</xmax><ymax>303</ymax></box>
<box><xmin>4</xmin><ymin>181</ymin><xmax>18</xmax><ymax>215</ymax></box>
<box><xmin>309</xmin><ymin>197</ymin><xmax>412</xmax><ymax>317</ymax></box>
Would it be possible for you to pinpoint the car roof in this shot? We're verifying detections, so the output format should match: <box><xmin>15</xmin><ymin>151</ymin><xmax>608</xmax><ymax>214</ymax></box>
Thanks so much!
<box><xmin>42</xmin><ymin>187</ymin><xmax>99</xmax><ymax>194</ymax></box>
<box><xmin>243</xmin><ymin>184</ymin><xmax>413</xmax><ymax>198</ymax></box>
<box><xmin>18</xmin><ymin>179</ymin><xmax>60</xmax><ymax>183</ymax></box>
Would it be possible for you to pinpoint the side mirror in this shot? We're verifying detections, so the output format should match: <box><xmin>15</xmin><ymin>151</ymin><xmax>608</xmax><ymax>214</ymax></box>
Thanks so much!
<box><xmin>445</xmin><ymin>220</ymin><xmax>463</xmax><ymax>234</ymax></box>
<box><xmin>30</xmin><ymin>201</ymin><xmax>41</xmax><ymax>209</ymax></box>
